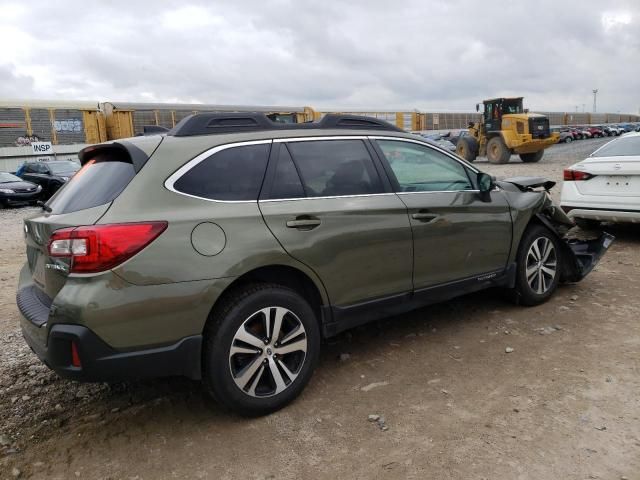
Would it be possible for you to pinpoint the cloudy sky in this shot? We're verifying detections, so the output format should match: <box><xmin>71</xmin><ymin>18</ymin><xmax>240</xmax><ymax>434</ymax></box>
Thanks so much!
<box><xmin>1</xmin><ymin>0</ymin><xmax>638</xmax><ymax>113</ymax></box>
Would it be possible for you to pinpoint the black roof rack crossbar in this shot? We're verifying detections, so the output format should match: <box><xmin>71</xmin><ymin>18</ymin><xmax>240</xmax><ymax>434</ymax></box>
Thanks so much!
<box><xmin>168</xmin><ymin>112</ymin><xmax>403</xmax><ymax>137</ymax></box>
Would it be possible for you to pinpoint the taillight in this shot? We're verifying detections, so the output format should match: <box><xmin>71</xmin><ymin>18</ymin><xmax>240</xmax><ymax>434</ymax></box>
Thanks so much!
<box><xmin>563</xmin><ymin>169</ymin><xmax>594</xmax><ymax>181</ymax></box>
<box><xmin>48</xmin><ymin>222</ymin><xmax>168</xmax><ymax>273</ymax></box>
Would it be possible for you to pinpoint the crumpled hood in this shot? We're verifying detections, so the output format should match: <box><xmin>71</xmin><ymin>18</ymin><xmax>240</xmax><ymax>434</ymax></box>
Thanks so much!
<box><xmin>499</xmin><ymin>176</ymin><xmax>556</xmax><ymax>191</ymax></box>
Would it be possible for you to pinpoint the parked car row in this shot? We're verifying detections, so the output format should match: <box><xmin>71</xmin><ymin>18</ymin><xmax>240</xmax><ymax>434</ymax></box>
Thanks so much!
<box><xmin>0</xmin><ymin>160</ymin><xmax>80</xmax><ymax>208</ymax></box>
<box><xmin>558</xmin><ymin>123</ymin><xmax>640</xmax><ymax>143</ymax></box>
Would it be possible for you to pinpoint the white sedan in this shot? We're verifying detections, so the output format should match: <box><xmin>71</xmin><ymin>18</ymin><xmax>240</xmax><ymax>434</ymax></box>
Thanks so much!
<box><xmin>561</xmin><ymin>132</ymin><xmax>640</xmax><ymax>228</ymax></box>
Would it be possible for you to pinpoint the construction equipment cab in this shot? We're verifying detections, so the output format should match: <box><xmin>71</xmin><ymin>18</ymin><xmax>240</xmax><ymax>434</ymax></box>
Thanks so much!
<box><xmin>456</xmin><ymin>97</ymin><xmax>560</xmax><ymax>164</ymax></box>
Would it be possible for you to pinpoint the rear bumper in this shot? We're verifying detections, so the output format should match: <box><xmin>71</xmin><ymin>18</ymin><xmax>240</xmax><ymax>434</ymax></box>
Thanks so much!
<box><xmin>17</xmin><ymin>284</ymin><xmax>202</xmax><ymax>382</ymax></box>
<box><xmin>566</xmin><ymin>208</ymin><xmax>640</xmax><ymax>224</ymax></box>
<box><xmin>21</xmin><ymin>322</ymin><xmax>202</xmax><ymax>382</ymax></box>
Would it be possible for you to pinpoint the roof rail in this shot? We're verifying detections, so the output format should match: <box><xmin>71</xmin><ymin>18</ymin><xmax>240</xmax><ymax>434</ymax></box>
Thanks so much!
<box><xmin>168</xmin><ymin>112</ymin><xmax>403</xmax><ymax>137</ymax></box>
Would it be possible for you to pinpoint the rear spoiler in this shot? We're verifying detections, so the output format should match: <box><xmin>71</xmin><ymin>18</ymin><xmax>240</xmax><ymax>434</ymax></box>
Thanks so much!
<box><xmin>78</xmin><ymin>141</ymin><xmax>151</xmax><ymax>173</ymax></box>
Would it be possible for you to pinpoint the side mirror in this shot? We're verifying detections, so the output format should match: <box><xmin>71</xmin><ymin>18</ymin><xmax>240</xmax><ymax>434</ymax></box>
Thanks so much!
<box><xmin>477</xmin><ymin>172</ymin><xmax>494</xmax><ymax>193</ymax></box>
<box><xmin>476</xmin><ymin>103</ymin><xmax>480</xmax><ymax>112</ymax></box>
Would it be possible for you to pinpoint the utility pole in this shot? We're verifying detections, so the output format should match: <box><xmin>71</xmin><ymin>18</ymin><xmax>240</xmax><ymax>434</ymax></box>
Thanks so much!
<box><xmin>592</xmin><ymin>89</ymin><xmax>598</xmax><ymax>113</ymax></box>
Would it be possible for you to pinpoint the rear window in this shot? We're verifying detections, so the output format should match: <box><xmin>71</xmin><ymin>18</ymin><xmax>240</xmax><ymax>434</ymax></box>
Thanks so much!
<box><xmin>47</xmin><ymin>155</ymin><xmax>136</xmax><ymax>214</ymax></box>
<box><xmin>173</xmin><ymin>143</ymin><xmax>270</xmax><ymax>201</ymax></box>
<box><xmin>592</xmin><ymin>136</ymin><xmax>640</xmax><ymax>157</ymax></box>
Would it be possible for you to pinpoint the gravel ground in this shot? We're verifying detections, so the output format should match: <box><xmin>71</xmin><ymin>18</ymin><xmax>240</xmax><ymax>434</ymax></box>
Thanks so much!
<box><xmin>1</xmin><ymin>137</ymin><xmax>639</xmax><ymax>479</ymax></box>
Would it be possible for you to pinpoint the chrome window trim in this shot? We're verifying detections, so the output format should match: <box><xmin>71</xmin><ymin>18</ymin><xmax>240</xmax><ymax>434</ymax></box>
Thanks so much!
<box><xmin>259</xmin><ymin>193</ymin><xmax>397</xmax><ymax>203</ymax></box>
<box><xmin>368</xmin><ymin>135</ymin><xmax>481</xmax><ymax>174</ymax></box>
<box><xmin>164</xmin><ymin>135</ymin><xmax>491</xmax><ymax>204</ymax></box>
<box><xmin>164</xmin><ymin>139</ymin><xmax>272</xmax><ymax>204</ymax></box>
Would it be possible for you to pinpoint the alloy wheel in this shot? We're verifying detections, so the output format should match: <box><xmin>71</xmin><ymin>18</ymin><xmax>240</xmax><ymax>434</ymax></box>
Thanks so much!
<box><xmin>525</xmin><ymin>237</ymin><xmax>557</xmax><ymax>294</ymax></box>
<box><xmin>229</xmin><ymin>306</ymin><xmax>308</xmax><ymax>398</ymax></box>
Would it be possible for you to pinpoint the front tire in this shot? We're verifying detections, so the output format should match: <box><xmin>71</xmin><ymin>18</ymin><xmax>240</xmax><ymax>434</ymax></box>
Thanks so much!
<box><xmin>486</xmin><ymin>136</ymin><xmax>511</xmax><ymax>164</ymax></box>
<box><xmin>519</xmin><ymin>150</ymin><xmax>544</xmax><ymax>163</ymax></box>
<box><xmin>514</xmin><ymin>225</ymin><xmax>561</xmax><ymax>306</ymax></box>
<box><xmin>203</xmin><ymin>284</ymin><xmax>320</xmax><ymax>416</ymax></box>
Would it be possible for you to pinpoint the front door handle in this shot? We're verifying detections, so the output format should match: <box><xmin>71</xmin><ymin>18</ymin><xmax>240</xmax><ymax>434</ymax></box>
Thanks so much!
<box><xmin>286</xmin><ymin>218</ymin><xmax>321</xmax><ymax>229</ymax></box>
<box><xmin>411</xmin><ymin>212</ymin><xmax>438</xmax><ymax>222</ymax></box>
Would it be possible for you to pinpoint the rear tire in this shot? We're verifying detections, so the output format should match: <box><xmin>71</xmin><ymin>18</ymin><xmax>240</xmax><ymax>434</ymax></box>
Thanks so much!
<box><xmin>519</xmin><ymin>150</ymin><xmax>544</xmax><ymax>163</ymax></box>
<box><xmin>456</xmin><ymin>136</ymin><xmax>478</xmax><ymax>162</ymax></box>
<box><xmin>513</xmin><ymin>224</ymin><xmax>562</xmax><ymax>306</ymax></box>
<box><xmin>486</xmin><ymin>136</ymin><xmax>511</xmax><ymax>164</ymax></box>
<box><xmin>565</xmin><ymin>136</ymin><xmax>572</xmax><ymax>143</ymax></box>
<box><xmin>202</xmin><ymin>283</ymin><xmax>320</xmax><ymax>416</ymax></box>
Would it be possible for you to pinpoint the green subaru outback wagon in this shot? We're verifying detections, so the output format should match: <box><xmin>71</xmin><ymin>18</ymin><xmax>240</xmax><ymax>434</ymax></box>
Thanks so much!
<box><xmin>17</xmin><ymin>113</ymin><xmax>612</xmax><ymax>415</ymax></box>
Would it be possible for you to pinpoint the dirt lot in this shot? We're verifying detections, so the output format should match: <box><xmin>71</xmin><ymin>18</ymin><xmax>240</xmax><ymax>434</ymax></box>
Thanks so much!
<box><xmin>1</xmin><ymin>137</ymin><xmax>639</xmax><ymax>479</ymax></box>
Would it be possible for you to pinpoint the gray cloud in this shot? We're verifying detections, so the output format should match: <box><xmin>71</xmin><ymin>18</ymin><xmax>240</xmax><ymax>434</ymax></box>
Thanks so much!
<box><xmin>1</xmin><ymin>0</ymin><xmax>638</xmax><ymax>113</ymax></box>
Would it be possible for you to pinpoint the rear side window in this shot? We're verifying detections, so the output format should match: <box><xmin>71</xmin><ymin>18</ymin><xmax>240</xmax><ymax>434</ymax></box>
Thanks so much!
<box><xmin>48</xmin><ymin>155</ymin><xmax>136</xmax><ymax>214</ymax></box>
<box><xmin>174</xmin><ymin>143</ymin><xmax>270</xmax><ymax>201</ymax></box>
<box><xmin>286</xmin><ymin>140</ymin><xmax>383</xmax><ymax>197</ymax></box>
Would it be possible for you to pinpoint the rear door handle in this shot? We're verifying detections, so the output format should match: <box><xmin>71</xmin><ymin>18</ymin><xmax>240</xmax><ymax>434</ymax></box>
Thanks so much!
<box><xmin>411</xmin><ymin>212</ymin><xmax>438</xmax><ymax>222</ymax></box>
<box><xmin>286</xmin><ymin>218</ymin><xmax>321</xmax><ymax>229</ymax></box>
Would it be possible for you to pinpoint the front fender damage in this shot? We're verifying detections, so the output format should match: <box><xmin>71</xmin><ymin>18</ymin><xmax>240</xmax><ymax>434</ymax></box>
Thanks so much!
<box><xmin>499</xmin><ymin>177</ymin><xmax>614</xmax><ymax>283</ymax></box>
<box><xmin>535</xmin><ymin>213</ymin><xmax>614</xmax><ymax>282</ymax></box>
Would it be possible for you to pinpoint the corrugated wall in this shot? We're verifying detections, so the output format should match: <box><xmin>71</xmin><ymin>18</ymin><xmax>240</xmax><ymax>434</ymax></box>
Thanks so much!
<box><xmin>132</xmin><ymin>110</ymin><xmax>157</xmax><ymax>135</ymax></box>
<box><xmin>424</xmin><ymin>112</ymin><xmax>482</xmax><ymax>130</ymax></box>
<box><xmin>30</xmin><ymin>109</ymin><xmax>53</xmax><ymax>142</ymax></box>
<box><xmin>564</xmin><ymin>112</ymin><xmax>590</xmax><ymax>125</ymax></box>
<box><xmin>54</xmin><ymin>109</ymin><xmax>86</xmax><ymax>144</ymax></box>
<box><xmin>174</xmin><ymin>110</ymin><xmax>196</xmax><ymax>123</ymax></box>
<box><xmin>0</xmin><ymin>108</ymin><xmax>28</xmax><ymax>146</ymax></box>
<box><xmin>539</xmin><ymin>112</ymin><xmax>565</xmax><ymax>126</ymax></box>
<box><xmin>157</xmin><ymin>110</ymin><xmax>174</xmax><ymax>129</ymax></box>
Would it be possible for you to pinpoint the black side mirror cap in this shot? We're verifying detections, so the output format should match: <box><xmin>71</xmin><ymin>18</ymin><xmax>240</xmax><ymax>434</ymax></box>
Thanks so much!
<box><xmin>477</xmin><ymin>172</ymin><xmax>495</xmax><ymax>202</ymax></box>
<box><xmin>477</xmin><ymin>172</ymin><xmax>494</xmax><ymax>193</ymax></box>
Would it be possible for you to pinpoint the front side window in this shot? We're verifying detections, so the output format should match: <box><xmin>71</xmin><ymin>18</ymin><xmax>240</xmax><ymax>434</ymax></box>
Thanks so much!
<box><xmin>376</xmin><ymin>140</ymin><xmax>473</xmax><ymax>192</ymax></box>
<box><xmin>173</xmin><ymin>143</ymin><xmax>270</xmax><ymax>201</ymax></box>
<box><xmin>286</xmin><ymin>140</ymin><xmax>383</xmax><ymax>197</ymax></box>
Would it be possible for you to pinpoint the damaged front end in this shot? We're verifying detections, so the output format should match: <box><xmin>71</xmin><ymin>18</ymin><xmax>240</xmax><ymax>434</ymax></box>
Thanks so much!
<box><xmin>500</xmin><ymin>176</ymin><xmax>614</xmax><ymax>283</ymax></box>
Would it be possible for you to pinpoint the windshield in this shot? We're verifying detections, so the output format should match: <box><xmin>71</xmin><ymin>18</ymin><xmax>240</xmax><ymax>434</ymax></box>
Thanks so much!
<box><xmin>0</xmin><ymin>172</ymin><xmax>21</xmax><ymax>183</ymax></box>
<box><xmin>48</xmin><ymin>161</ymin><xmax>80</xmax><ymax>175</ymax></box>
<box><xmin>592</xmin><ymin>136</ymin><xmax>640</xmax><ymax>157</ymax></box>
<box><xmin>502</xmin><ymin>100</ymin><xmax>523</xmax><ymax>114</ymax></box>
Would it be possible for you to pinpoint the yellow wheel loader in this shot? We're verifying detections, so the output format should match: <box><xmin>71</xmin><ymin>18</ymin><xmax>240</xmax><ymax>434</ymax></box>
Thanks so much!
<box><xmin>456</xmin><ymin>97</ymin><xmax>559</xmax><ymax>164</ymax></box>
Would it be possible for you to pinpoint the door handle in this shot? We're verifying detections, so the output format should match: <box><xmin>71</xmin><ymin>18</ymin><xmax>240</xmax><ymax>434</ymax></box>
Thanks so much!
<box><xmin>411</xmin><ymin>212</ymin><xmax>438</xmax><ymax>222</ymax></box>
<box><xmin>286</xmin><ymin>218</ymin><xmax>321</xmax><ymax>229</ymax></box>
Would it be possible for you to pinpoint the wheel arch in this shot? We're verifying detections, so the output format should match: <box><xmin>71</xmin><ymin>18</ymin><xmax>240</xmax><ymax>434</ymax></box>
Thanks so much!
<box><xmin>207</xmin><ymin>264</ymin><xmax>330</xmax><ymax>333</ymax></box>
